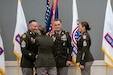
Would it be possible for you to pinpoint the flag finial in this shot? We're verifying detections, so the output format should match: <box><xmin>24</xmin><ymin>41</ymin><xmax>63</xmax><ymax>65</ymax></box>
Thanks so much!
<box><xmin>19</xmin><ymin>0</ymin><xmax>22</xmax><ymax>3</ymax></box>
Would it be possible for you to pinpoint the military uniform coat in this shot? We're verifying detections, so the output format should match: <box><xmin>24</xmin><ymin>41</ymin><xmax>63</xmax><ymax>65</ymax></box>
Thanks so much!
<box><xmin>20</xmin><ymin>30</ymin><xmax>39</xmax><ymax>68</ymax></box>
<box><xmin>35</xmin><ymin>34</ymin><xmax>56</xmax><ymax>67</ymax></box>
<box><xmin>76</xmin><ymin>31</ymin><xmax>94</xmax><ymax>66</ymax></box>
<box><xmin>53</xmin><ymin>30</ymin><xmax>72</xmax><ymax>67</ymax></box>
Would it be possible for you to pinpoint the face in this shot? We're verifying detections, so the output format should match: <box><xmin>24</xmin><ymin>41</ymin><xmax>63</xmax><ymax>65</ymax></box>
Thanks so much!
<box><xmin>29</xmin><ymin>22</ymin><xmax>38</xmax><ymax>33</ymax></box>
<box><xmin>54</xmin><ymin>20</ymin><xmax>62</xmax><ymax>32</ymax></box>
<box><xmin>78</xmin><ymin>23</ymin><xmax>85</xmax><ymax>33</ymax></box>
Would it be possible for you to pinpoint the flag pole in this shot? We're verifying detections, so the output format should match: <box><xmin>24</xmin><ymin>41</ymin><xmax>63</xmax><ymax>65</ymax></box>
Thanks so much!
<box><xmin>16</xmin><ymin>58</ymin><xmax>19</xmax><ymax>75</ymax></box>
<box><xmin>106</xmin><ymin>66</ymin><xmax>108</xmax><ymax>75</ymax></box>
<box><xmin>20</xmin><ymin>0</ymin><xmax>22</xmax><ymax>3</ymax></box>
<box><xmin>52</xmin><ymin>0</ymin><xmax>57</xmax><ymax>36</ymax></box>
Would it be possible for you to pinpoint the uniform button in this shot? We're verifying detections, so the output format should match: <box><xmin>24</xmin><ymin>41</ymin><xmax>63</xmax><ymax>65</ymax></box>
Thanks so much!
<box><xmin>28</xmin><ymin>53</ymin><xmax>32</xmax><ymax>56</ymax></box>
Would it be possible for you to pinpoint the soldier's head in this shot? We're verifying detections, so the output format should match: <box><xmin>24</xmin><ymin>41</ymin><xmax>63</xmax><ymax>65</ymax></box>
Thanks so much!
<box><xmin>54</xmin><ymin>19</ymin><xmax>62</xmax><ymax>32</ymax></box>
<box><xmin>28</xmin><ymin>20</ymin><xmax>38</xmax><ymax>33</ymax></box>
<box><xmin>78</xmin><ymin>21</ymin><xmax>91</xmax><ymax>33</ymax></box>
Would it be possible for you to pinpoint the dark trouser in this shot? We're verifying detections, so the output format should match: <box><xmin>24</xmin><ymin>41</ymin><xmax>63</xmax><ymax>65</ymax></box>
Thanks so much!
<box><xmin>81</xmin><ymin>61</ymin><xmax>93</xmax><ymax>75</ymax></box>
<box><xmin>57</xmin><ymin>67</ymin><xmax>68</xmax><ymax>75</ymax></box>
<box><xmin>36</xmin><ymin>67</ymin><xmax>57</xmax><ymax>75</ymax></box>
<box><xmin>22</xmin><ymin>68</ymin><xmax>33</xmax><ymax>75</ymax></box>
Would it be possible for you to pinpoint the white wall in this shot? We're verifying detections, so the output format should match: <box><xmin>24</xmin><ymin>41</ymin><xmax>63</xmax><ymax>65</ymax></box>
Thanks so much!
<box><xmin>5</xmin><ymin>60</ymin><xmax>113</xmax><ymax>75</ymax></box>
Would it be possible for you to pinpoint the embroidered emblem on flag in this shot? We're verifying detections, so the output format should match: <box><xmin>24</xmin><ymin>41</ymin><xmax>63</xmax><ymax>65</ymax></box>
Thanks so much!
<box><xmin>15</xmin><ymin>34</ymin><xmax>21</xmax><ymax>44</ymax></box>
<box><xmin>0</xmin><ymin>47</ymin><xmax>3</xmax><ymax>55</ymax></box>
<box><xmin>72</xmin><ymin>26</ymin><xmax>79</xmax><ymax>46</ymax></box>
<box><xmin>104</xmin><ymin>33</ymin><xmax>113</xmax><ymax>48</ymax></box>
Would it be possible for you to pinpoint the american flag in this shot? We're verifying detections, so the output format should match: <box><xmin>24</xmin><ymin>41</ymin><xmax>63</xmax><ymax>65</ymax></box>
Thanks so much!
<box><xmin>45</xmin><ymin>0</ymin><xmax>59</xmax><ymax>32</ymax></box>
<box><xmin>45</xmin><ymin>0</ymin><xmax>52</xmax><ymax>32</ymax></box>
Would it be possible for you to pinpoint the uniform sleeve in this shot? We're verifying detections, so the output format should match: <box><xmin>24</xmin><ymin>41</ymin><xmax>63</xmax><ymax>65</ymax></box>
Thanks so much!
<box><xmin>66</xmin><ymin>32</ymin><xmax>73</xmax><ymax>61</ymax></box>
<box><xmin>80</xmin><ymin>34</ymin><xmax>90</xmax><ymax>66</ymax></box>
<box><xmin>20</xmin><ymin>33</ymin><xmax>36</xmax><ymax>61</ymax></box>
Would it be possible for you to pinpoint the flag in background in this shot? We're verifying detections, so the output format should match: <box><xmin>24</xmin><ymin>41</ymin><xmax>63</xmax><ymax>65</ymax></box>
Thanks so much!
<box><xmin>45</xmin><ymin>0</ymin><xmax>52</xmax><ymax>32</ymax></box>
<box><xmin>71</xmin><ymin>0</ymin><xmax>80</xmax><ymax>66</ymax></box>
<box><xmin>45</xmin><ymin>0</ymin><xmax>59</xmax><ymax>34</ymax></box>
<box><xmin>102</xmin><ymin>0</ymin><xmax>113</xmax><ymax>67</ymax></box>
<box><xmin>54</xmin><ymin>0</ymin><xmax>59</xmax><ymax>19</ymax></box>
<box><xmin>51</xmin><ymin>0</ymin><xmax>59</xmax><ymax>35</ymax></box>
<box><xmin>13</xmin><ymin>0</ymin><xmax>27</xmax><ymax>61</ymax></box>
<box><xmin>0</xmin><ymin>30</ymin><xmax>5</xmax><ymax>75</ymax></box>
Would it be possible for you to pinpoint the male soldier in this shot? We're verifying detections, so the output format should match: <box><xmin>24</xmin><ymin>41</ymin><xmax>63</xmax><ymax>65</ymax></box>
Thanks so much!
<box><xmin>20</xmin><ymin>20</ymin><xmax>39</xmax><ymax>75</ymax></box>
<box><xmin>53</xmin><ymin>19</ymin><xmax>72</xmax><ymax>75</ymax></box>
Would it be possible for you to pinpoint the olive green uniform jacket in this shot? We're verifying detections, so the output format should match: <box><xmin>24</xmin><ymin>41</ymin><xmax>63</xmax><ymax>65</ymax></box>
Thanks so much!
<box><xmin>20</xmin><ymin>30</ymin><xmax>39</xmax><ymax>68</ymax></box>
<box><xmin>35</xmin><ymin>34</ymin><xmax>56</xmax><ymax>67</ymax></box>
<box><xmin>53</xmin><ymin>30</ymin><xmax>72</xmax><ymax>67</ymax></box>
<box><xmin>76</xmin><ymin>31</ymin><xmax>94</xmax><ymax>66</ymax></box>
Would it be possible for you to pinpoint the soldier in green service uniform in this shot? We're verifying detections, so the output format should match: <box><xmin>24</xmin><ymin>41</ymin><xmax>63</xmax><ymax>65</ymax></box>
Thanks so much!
<box><xmin>76</xmin><ymin>21</ymin><xmax>94</xmax><ymax>75</ymax></box>
<box><xmin>35</xmin><ymin>25</ymin><xmax>57</xmax><ymax>75</ymax></box>
<box><xmin>53</xmin><ymin>19</ymin><xmax>72</xmax><ymax>75</ymax></box>
<box><xmin>20</xmin><ymin>20</ymin><xmax>39</xmax><ymax>75</ymax></box>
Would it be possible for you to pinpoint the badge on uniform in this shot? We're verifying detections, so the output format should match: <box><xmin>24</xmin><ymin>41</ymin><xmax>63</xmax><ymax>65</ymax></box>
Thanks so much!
<box><xmin>30</xmin><ymin>32</ymin><xmax>32</xmax><ymax>34</ymax></box>
<box><xmin>62</xmin><ymin>32</ymin><xmax>64</xmax><ymax>35</ymax></box>
<box><xmin>28</xmin><ymin>53</ymin><xmax>32</xmax><ymax>56</ymax></box>
<box><xmin>31</xmin><ymin>37</ymin><xmax>35</xmax><ymax>43</ymax></box>
<box><xmin>83</xmin><ymin>40</ymin><xmax>87</xmax><ymax>46</ymax></box>
<box><xmin>83</xmin><ymin>35</ymin><xmax>87</xmax><ymax>39</ymax></box>
<box><xmin>21</xmin><ymin>40</ymin><xmax>26</xmax><ymax>47</ymax></box>
<box><xmin>61</xmin><ymin>34</ymin><xmax>67</xmax><ymax>41</ymax></box>
<box><xmin>22</xmin><ymin>34</ymin><xmax>26</xmax><ymax>38</ymax></box>
<box><xmin>53</xmin><ymin>37</ymin><xmax>56</xmax><ymax>41</ymax></box>
<box><xmin>63</xmin><ymin>42</ymin><xmax>66</xmax><ymax>46</ymax></box>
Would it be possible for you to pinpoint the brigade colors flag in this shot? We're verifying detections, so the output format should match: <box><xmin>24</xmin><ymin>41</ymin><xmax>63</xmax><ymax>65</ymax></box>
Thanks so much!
<box><xmin>13</xmin><ymin>0</ymin><xmax>27</xmax><ymax>60</ymax></box>
<box><xmin>0</xmin><ymin>31</ymin><xmax>5</xmax><ymax>75</ymax></box>
<box><xmin>102</xmin><ymin>0</ymin><xmax>113</xmax><ymax>68</ymax></box>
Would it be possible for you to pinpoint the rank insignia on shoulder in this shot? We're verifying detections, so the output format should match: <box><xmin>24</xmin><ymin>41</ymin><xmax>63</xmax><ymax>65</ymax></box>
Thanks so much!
<box><xmin>63</xmin><ymin>42</ymin><xmax>66</xmax><ymax>46</ymax></box>
<box><xmin>22</xmin><ymin>34</ymin><xmax>26</xmax><ymax>38</ymax></box>
<box><xmin>83</xmin><ymin>35</ymin><xmax>87</xmax><ymax>39</ymax></box>
<box><xmin>53</xmin><ymin>37</ymin><xmax>56</xmax><ymax>41</ymax></box>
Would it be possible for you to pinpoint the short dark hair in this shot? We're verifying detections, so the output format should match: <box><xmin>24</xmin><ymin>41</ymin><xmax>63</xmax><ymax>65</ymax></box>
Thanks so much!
<box><xmin>54</xmin><ymin>18</ymin><xmax>62</xmax><ymax>23</ymax></box>
<box><xmin>29</xmin><ymin>20</ymin><xmax>37</xmax><ymax>24</ymax></box>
